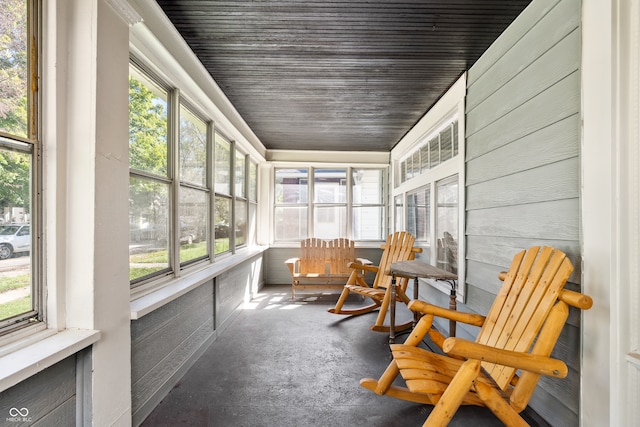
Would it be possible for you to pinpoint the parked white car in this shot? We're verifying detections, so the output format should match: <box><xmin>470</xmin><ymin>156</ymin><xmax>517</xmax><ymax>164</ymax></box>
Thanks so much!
<box><xmin>0</xmin><ymin>224</ymin><xmax>30</xmax><ymax>260</ymax></box>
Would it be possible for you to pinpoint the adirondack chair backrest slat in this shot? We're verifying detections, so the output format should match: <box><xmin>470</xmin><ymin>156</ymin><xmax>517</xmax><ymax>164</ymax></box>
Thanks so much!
<box><xmin>373</xmin><ymin>231</ymin><xmax>418</xmax><ymax>290</ymax></box>
<box><xmin>299</xmin><ymin>238</ymin><xmax>327</xmax><ymax>274</ymax></box>
<box><xmin>476</xmin><ymin>246</ymin><xmax>574</xmax><ymax>390</ymax></box>
<box><xmin>328</xmin><ymin>238</ymin><xmax>355</xmax><ymax>274</ymax></box>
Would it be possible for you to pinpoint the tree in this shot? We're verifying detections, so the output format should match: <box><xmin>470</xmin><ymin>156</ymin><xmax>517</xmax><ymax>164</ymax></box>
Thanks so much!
<box><xmin>0</xmin><ymin>0</ymin><xmax>28</xmax><ymax>138</ymax></box>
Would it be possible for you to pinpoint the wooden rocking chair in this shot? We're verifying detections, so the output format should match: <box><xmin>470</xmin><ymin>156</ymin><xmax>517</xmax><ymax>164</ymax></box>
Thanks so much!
<box><xmin>360</xmin><ymin>246</ymin><xmax>593</xmax><ymax>426</ymax></box>
<box><xmin>327</xmin><ymin>231</ymin><xmax>422</xmax><ymax>333</ymax></box>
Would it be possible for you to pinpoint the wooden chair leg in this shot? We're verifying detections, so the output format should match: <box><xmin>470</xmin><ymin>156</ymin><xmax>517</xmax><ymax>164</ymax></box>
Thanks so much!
<box><xmin>474</xmin><ymin>381</ymin><xmax>529</xmax><ymax>427</ymax></box>
<box><xmin>424</xmin><ymin>359</ymin><xmax>481</xmax><ymax>427</ymax></box>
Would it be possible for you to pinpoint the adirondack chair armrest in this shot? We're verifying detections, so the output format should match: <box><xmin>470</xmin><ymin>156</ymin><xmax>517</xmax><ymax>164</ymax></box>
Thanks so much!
<box><xmin>407</xmin><ymin>299</ymin><xmax>486</xmax><ymax>327</ymax></box>
<box><xmin>442</xmin><ymin>337</ymin><xmax>569</xmax><ymax>378</ymax></box>
<box><xmin>348</xmin><ymin>261</ymin><xmax>379</xmax><ymax>274</ymax></box>
<box><xmin>284</xmin><ymin>257</ymin><xmax>300</xmax><ymax>275</ymax></box>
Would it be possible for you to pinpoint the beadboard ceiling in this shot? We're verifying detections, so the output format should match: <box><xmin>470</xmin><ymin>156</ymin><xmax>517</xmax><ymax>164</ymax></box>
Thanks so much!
<box><xmin>157</xmin><ymin>0</ymin><xmax>532</xmax><ymax>152</ymax></box>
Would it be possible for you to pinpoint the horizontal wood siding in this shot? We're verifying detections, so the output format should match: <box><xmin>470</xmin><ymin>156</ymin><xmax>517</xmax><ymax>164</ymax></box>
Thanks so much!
<box><xmin>131</xmin><ymin>254</ymin><xmax>265</xmax><ymax>425</ymax></box>
<box><xmin>131</xmin><ymin>282</ymin><xmax>215</xmax><ymax>425</ymax></box>
<box><xmin>464</xmin><ymin>0</ymin><xmax>581</xmax><ymax>424</ymax></box>
<box><xmin>0</xmin><ymin>356</ymin><xmax>76</xmax><ymax>425</ymax></box>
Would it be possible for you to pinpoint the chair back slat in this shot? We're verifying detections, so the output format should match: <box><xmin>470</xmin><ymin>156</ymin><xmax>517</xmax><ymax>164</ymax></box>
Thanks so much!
<box><xmin>374</xmin><ymin>232</ymin><xmax>418</xmax><ymax>290</ymax></box>
<box><xmin>328</xmin><ymin>238</ymin><xmax>355</xmax><ymax>274</ymax></box>
<box><xmin>477</xmin><ymin>246</ymin><xmax>574</xmax><ymax>390</ymax></box>
<box><xmin>299</xmin><ymin>238</ymin><xmax>327</xmax><ymax>274</ymax></box>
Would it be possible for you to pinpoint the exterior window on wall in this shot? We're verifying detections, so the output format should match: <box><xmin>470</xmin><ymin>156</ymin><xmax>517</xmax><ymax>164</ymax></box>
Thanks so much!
<box><xmin>128</xmin><ymin>65</ymin><xmax>171</xmax><ymax>283</ymax></box>
<box><xmin>235</xmin><ymin>149</ymin><xmax>247</xmax><ymax>246</ymax></box>
<box><xmin>407</xmin><ymin>186</ymin><xmax>430</xmax><ymax>243</ymax></box>
<box><xmin>436</xmin><ymin>175</ymin><xmax>458</xmax><ymax>274</ymax></box>
<box><xmin>0</xmin><ymin>0</ymin><xmax>38</xmax><ymax>330</ymax></box>
<box><xmin>248</xmin><ymin>161</ymin><xmax>257</xmax><ymax>246</ymax></box>
<box><xmin>314</xmin><ymin>169</ymin><xmax>347</xmax><ymax>239</ymax></box>
<box><xmin>352</xmin><ymin>169</ymin><xmax>384</xmax><ymax>240</ymax></box>
<box><xmin>274</xmin><ymin>168</ymin><xmax>308</xmax><ymax>241</ymax></box>
<box><xmin>179</xmin><ymin>104</ymin><xmax>209</xmax><ymax>264</ymax></box>
<box><xmin>214</xmin><ymin>133</ymin><xmax>231</xmax><ymax>254</ymax></box>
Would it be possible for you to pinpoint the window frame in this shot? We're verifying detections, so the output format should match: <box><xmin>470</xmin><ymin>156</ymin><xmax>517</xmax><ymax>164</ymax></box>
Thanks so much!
<box><xmin>273</xmin><ymin>165</ymin><xmax>387</xmax><ymax>242</ymax></box>
<box><xmin>0</xmin><ymin>0</ymin><xmax>42</xmax><ymax>335</ymax></box>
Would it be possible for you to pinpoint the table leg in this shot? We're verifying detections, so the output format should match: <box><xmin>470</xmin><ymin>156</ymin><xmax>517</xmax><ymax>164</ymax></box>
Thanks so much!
<box><xmin>413</xmin><ymin>276</ymin><xmax>419</xmax><ymax>327</ymax></box>
<box><xmin>389</xmin><ymin>274</ymin><xmax>396</xmax><ymax>344</ymax></box>
<box><xmin>449</xmin><ymin>281</ymin><xmax>457</xmax><ymax>337</ymax></box>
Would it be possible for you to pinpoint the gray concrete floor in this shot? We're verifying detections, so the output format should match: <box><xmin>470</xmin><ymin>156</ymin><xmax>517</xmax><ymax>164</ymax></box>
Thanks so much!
<box><xmin>141</xmin><ymin>285</ymin><xmax>534</xmax><ymax>427</ymax></box>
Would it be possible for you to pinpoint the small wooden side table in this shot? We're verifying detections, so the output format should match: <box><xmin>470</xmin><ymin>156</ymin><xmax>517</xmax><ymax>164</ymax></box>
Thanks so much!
<box><xmin>388</xmin><ymin>260</ymin><xmax>458</xmax><ymax>343</ymax></box>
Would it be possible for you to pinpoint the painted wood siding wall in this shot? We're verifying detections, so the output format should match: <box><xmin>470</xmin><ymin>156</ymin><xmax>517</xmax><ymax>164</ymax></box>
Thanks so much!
<box><xmin>464</xmin><ymin>0</ymin><xmax>581</xmax><ymax>424</ymax></box>
<box><xmin>0</xmin><ymin>356</ymin><xmax>76</xmax><ymax>425</ymax></box>
<box><xmin>131</xmin><ymin>255</ymin><xmax>264</xmax><ymax>426</ymax></box>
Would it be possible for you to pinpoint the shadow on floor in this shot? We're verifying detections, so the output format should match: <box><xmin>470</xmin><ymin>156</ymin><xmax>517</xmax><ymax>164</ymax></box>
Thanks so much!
<box><xmin>141</xmin><ymin>285</ymin><xmax>542</xmax><ymax>427</ymax></box>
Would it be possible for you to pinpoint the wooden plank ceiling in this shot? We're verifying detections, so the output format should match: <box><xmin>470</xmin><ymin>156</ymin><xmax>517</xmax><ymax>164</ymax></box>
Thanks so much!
<box><xmin>157</xmin><ymin>0</ymin><xmax>532</xmax><ymax>152</ymax></box>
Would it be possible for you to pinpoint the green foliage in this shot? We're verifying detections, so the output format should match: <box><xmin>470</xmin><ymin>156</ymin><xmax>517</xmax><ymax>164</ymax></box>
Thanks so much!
<box><xmin>0</xmin><ymin>0</ymin><xmax>29</xmax><ymax>138</ymax></box>
<box><xmin>128</xmin><ymin>77</ymin><xmax>168</xmax><ymax>176</ymax></box>
<box><xmin>0</xmin><ymin>148</ymin><xmax>30</xmax><ymax>210</ymax></box>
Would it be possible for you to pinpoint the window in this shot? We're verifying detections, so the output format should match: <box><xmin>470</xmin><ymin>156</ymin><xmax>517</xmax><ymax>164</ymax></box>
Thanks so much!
<box><xmin>352</xmin><ymin>169</ymin><xmax>385</xmax><ymax>240</ymax></box>
<box><xmin>235</xmin><ymin>149</ymin><xmax>247</xmax><ymax>246</ymax></box>
<box><xmin>179</xmin><ymin>103</ymin><xmax>209</xmax><ymax>264</ymax></box>
<box><xmin>274</xmin><ymin>168</ymin><xmax>308</xmax><ymax>241</ymax></box>
<box><xmin>0</xmin><ymin>0</ymin><xmax>39</xmax><ymax>331</ymax></box>
<box><xmin>314</xmin><ymin>168</ymin><xmax>347</xmax><ymax>239</ymax></box>
<box><xmin>128</xmin><ymin>65</ymin><xmax>171</xmax><ymax>283</ymax></box>
<box><xmin>274</xmin><ymin>167</ymin><xmax>386</xmax><ymax>241</ymax></box>
<box><xmin>406</xmin><ymin>187</ymin><xmax>430</xmax><ymax>243</ymax></box>
<box><xmin>435</xmin><ymin>175</ymin><xmax>458</xmax><ymax>274</ymax></box>
<box><xmin>214</xmin><ymin>133</ymin><xmax>231</xmax><ymax>254</ymax></box>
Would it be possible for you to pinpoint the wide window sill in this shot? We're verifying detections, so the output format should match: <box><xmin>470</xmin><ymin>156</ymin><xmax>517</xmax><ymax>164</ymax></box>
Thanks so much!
<box><xmin>130</xmin><ymin>246</ymin><xmax>268</xmax><ymax>319</ymax></box>
<box><xmin>0</xmin><ymin>328</ymin><xmax>101</xmax><ymax>393</ymax></box>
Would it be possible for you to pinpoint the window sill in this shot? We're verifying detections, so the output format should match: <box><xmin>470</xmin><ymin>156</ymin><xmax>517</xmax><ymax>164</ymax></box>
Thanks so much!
<box><xmin>130</xmin><ymin>245</ymin><xmax>268</xmax><ymax>319</ymax></box>
<box><xmin>0</xmin><ymin>328</ymin><xmax>101</xmax><ymax>393</ymax></box>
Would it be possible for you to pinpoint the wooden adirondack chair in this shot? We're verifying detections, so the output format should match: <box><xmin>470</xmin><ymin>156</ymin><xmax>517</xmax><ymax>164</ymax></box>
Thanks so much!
<box><xmin>286</xmin><ymin>238</ymin><xmax>360</xmax><ymax>298</ymax></box>
<box><xmin>360</xmin><ymin>246</ymin><xmax>593</xmax><ymax>426</ymax></box>
<box><xmin>327</xmin><ymin>231</ymin><xmax>422</xmax><ymax>332</ymax></box>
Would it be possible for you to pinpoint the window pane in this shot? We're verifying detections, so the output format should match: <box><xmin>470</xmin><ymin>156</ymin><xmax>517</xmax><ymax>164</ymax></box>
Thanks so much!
<box><xmin>420</xmin><ymin>144</ymin><xmax>430</xmax><ymax>173</ymax></box>
<box><xmin>429</xmin><ymin>136</ymin><xmax>440</xmax><ymax>169</ymax></box>
<box><xmin>0</xmin><ymin>0</ymin><xmax>29</xmax><ymax>138</ymax></box>
<box><xmin>275</xmin><ymin>169</ymin><xmax>308</xmax><ymax>204</ymax></box>
<box><xmin>436</xmin><ymin>176</ymin><xmax>458</xmax><ymax>274</ymax></box>
<box><xmin>129</xmin><ymin>176</ymin><xmax>170</xmax><ymax>282</ymax></box>
<box><xmin>352</xmin><ymin>169</ymin><xmax>383</xmax><ymax>204</ymax></box>
<box><xmin>314</xmin><ymin>205</ymin><xmax>346</xmax><ymax>239</ymax></box>
<box><xmin>214</xmin><ymin>133</ymin><xmax>231</xmax><ymax>195</ymax></box>
<box><xmin>440</xmin><ymin>126</ymin><xmax>453</xmax><ymax>162</ymax></box>
<box><xmin>314</xmin><ymin>169</ymin><xmax>346</xmax><ymax>203</ymax></box>
<box><xmin>249</xmin><ymin>161</ymin><xmax>257</xmax><ymax>202</ymax></box>
<box><xmin>235</xmin><ymin>150</ymin><xmax>245</xmax><ymax>198</ymax></box>
<box><xmin>128</xmin><ymin>69</ymin><xmax>168</xmax><ymax>177</ymax></box>
<box><xmin>179</xmin><ymin>105</ymin><xmax>207</xmax><ymax>186</ymax></box>
<box><xmin>235</xmin><ymin>199</ymin><xmax>247</xmax><ymax>246</ymax></box>
<box><xmin>248</xmin><ymin>202</ymin><xmax>256</xmax><ymax>246</ymax></box>
<box><xmin>0</xmin><ymin>145</ymin><xmax>32</xmax><ymax>323</ymax></box>
<box><xmin>214</xmin><ymin>196</ymin><xmax>231</xmax><ymax>254</ymax></box>
<box><xmin>275</xmin><ymin>206</ymin><xmax>307</xmax><ymax>241</ymax></box>
<box><xmin>179</xmin><ymin>186</ymin><xmax>208</xmax><ymax>264</ymax></box>
<box><xmin>352</xmin><ymin>206</ymin><xmax>383</xmax><ymax>240</ymax></box>
<box><xmin>407</xmin><ymin>187</ymin><xmax>430</xmax><ymax>243</ymax></box>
